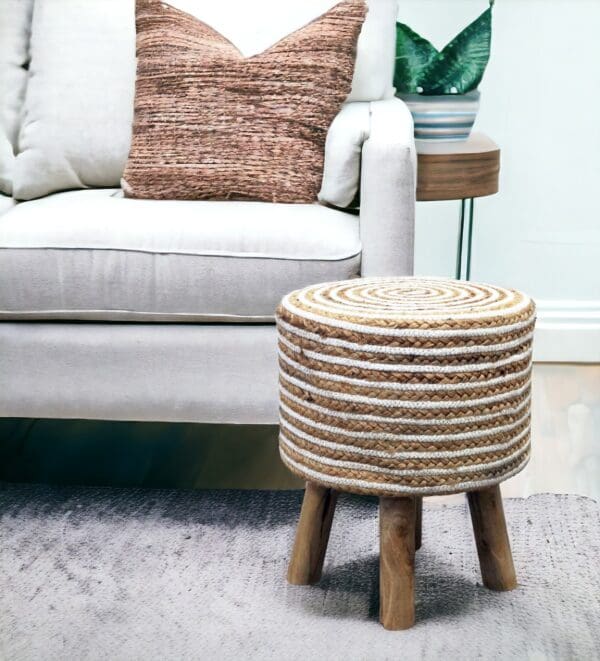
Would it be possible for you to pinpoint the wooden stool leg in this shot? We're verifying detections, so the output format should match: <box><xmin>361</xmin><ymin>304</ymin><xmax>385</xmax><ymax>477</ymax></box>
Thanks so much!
<box><xmin>379</xmin><ymin>496</ymin><xmax>416</xmax><ymax>630</ymax></box>
<box><xmin>467</xmin><ymin>485</ymin><xmax>517</xmax><ymax>591</ymax></box>
<box><xmin>287</xmin><ymin>481</ymin><xmax>338</xmax><ymax>585</ymax></box>
<box><xmin>415</xmin><ymin>496</ymin><xmax>423</xmax><ymax>550</ymax></box>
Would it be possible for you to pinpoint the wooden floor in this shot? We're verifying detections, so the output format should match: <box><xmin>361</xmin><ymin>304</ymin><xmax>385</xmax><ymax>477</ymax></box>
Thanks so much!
<box><xmin>509</xmin><ymin>363</ymin><xmax>600</xmax><ymax>501</ymax></box>
<box><xmin>0</xmin><ymin>364</ymin><xmax>598</xmax><ymax>501</ymax></box>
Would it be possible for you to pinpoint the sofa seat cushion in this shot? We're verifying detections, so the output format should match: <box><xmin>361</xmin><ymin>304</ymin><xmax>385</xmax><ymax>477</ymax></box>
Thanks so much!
<box><xmin>0</xmin><ymin>189</ymin><xmax>361</xmax><ymax>321</ymax></box>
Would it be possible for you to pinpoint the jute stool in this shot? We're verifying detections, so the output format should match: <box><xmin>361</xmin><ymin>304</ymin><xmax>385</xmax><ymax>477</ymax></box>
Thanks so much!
<box><xmin>277</xmin><ymin>277</ymin><xmax>535</xmax><ymax>630</ymax></box>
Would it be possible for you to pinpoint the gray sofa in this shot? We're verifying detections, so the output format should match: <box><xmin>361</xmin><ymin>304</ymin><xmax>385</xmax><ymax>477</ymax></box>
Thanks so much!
<box><xmin>0</xmin><ymin>0</ymin><xmax>416</xmax><ymax>428</ymax></box>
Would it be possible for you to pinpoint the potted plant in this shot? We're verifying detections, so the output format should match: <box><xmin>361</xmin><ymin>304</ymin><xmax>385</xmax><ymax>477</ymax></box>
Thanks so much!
<box><xmin>394</xmin><ymin>1</ymin><xmax>494</xmax><ymax>142</ymax></box>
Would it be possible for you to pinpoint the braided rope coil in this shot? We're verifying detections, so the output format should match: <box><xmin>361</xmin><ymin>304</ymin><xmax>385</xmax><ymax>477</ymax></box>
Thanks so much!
<box><xmin>276</xmin><ymin>277</ymin><xmax>536</xmax><ymax>496</ymax></box>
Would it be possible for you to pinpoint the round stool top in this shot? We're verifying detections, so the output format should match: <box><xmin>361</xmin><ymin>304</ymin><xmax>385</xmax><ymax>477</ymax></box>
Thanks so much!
<box><xmin>279</xmin><ymin>277</ymin><xmax>534</xmax><ymax>335</ymax></box>
<box><xmin>276</xmin><ymin>277</ymin><xmax>536</xmax><ymax>497</ymax></box>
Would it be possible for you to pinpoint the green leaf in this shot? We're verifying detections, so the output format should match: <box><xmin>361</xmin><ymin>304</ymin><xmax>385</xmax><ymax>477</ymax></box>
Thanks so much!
<box><xmin>419</xmin><ymin>7</ymin><xmax>492</xmax><ymax>95</ymax></box>
<box><xmin>394</xmin><ymin>22</ymin><xmax>438</xmax><ymax>94</ymax></box>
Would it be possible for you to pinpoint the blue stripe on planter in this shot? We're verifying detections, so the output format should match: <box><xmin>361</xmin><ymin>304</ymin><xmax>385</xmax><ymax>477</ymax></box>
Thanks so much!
<box><xmin>415</xmin><ymin>134</ymin><xmax>471</xmax><ymax>141</ymax></box>
<box><xmin>411</xmin><ymin>112</ymin><xmax>478</xmax><ymax>118</ymax></box>
<box><xmin>400</xmin><ymin>91</ymin><xmax>480</xmax><ymax>142</ymax></box>
<box><xmin>415</xmin><ymin>125</ymin><xmax>473</xmax><ymax>133</ymax></box>
<box><xmin>414</xmin><ymin>123</ymin><xmax>475</xmax><ymax>129</ymax></box>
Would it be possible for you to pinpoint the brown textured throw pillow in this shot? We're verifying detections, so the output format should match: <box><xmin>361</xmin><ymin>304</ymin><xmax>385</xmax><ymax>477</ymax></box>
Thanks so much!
<box><xmin>122</xmin><ymin>0</ymin><xmax>367</xmax><ymax>203</ymax></box>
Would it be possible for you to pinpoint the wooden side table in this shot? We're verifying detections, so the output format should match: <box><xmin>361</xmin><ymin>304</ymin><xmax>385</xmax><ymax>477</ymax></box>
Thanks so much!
<box><xmin>416</xmin><ymin>133</ymin><xmax>500</xmax><ymax>280</ymax></box>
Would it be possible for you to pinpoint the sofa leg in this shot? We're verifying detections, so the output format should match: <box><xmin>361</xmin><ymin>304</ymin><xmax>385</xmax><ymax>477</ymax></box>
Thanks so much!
<box><xmin>467</xmin><ymin>485</ymin><xmax>517</xmax><ymax>591</ymax></box>
<box><xmin>287</xmin><ymin>481</ymin><xmax>338</xmax><ymax>585</ymax></box>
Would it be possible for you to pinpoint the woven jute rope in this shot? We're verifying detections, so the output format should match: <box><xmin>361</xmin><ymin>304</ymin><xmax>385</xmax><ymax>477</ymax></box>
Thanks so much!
<box><xmin>122</xmin><ymin>0</ymin><xmax>366</xmax><ymax>202</ymax></box>
<box><xmin>276</xmin><ymin>277</ymin><xmax>536</xmax><ymax>496</ymax></box>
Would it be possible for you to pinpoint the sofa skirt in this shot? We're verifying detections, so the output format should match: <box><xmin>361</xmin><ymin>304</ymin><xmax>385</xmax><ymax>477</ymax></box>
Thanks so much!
<box><xmin>0</xmin><ymin>323</ymin><xmax>279</xmax><ymax>424</ymax></box>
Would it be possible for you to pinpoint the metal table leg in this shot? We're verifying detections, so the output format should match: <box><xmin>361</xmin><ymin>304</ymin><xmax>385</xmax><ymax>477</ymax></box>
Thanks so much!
<box><xmin>456</xmin><ymin>200</ymin><xmax>466</xmax><ymax>279</ymax></box>
<box><xmin>456</xmin><ymin>198</ymin><xmax>475</xmax><ymax>280</ymax></box>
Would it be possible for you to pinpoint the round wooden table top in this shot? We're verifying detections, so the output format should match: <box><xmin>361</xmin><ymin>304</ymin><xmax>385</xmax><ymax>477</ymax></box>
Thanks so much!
<box><xmin>416</xmin><ymin>132</ymin><xmax>500</xmax><ymax>202</ymax></box>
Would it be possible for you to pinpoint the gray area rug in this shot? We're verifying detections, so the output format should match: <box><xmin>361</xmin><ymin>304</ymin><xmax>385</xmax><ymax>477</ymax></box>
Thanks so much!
<box><xmin>1</xmin><ymin>484</ymin><xmax>599</xmax><ymax>661</ymax></box>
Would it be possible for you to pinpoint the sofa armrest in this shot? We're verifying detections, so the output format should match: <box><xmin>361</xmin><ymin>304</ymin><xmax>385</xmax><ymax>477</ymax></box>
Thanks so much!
<box><xmin>319</xmin><ymin>101</ymin><xmax>371</xmax><ymax>208</ymax></box>
<box><xmin>359</xmin><ymin>97</ymin><xmax>416</xmax><ymax>277</ymax></box>
<box><xmin>319</xmin><ymin>98</ymin><xmax>416</xmax><ymax>277</ymax></box>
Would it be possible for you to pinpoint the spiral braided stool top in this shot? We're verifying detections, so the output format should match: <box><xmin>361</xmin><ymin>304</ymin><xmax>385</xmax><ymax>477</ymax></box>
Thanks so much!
<box><xmin>276</xmin><ymin>277</ymin><xmax>536</xmax><ymax>497</ymax></box>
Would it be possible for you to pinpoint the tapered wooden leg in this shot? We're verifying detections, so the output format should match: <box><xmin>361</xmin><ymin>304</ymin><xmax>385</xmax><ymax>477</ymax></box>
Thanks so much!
<box><xmin>467</xmin><ymin>485</ymin><xmax>517</xmax><ymax>591</ymax></box>
<box><xmin>287</xmin><ymin>482</ymin><xmax>338</xmax><ymax>585</ymax></box>
<box><xmin>415</xmin><ymin>497</ymin><xmax>423</xmax><ymax>550</ymax></box>
<box><xmin>379</xmin><ymin>496</ymin><xmax>416</xmax><ymax>630</ymax></box>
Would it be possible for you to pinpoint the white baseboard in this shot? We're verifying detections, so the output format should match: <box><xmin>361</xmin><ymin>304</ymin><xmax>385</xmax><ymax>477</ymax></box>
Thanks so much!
<box><xmin>533</xmin><ymin>300</ymin><xmax>600</xmax><ymax>363</ymax></box>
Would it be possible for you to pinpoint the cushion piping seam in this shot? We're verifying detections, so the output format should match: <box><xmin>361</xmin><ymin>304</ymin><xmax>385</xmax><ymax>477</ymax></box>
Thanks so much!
<box><xmin>0</xmin><ymin>246</ymin><xmax>362</xmax><ymax>262</ymax></box>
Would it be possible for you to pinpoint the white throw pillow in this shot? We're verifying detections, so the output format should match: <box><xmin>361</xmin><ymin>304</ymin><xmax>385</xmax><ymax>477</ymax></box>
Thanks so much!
<box><xmin>0</xmin><ymin>0</ymin><xmax>33</xmax><ymax>195</ymax></box>
<box><xmin>13</xmin><ymin>0</ymin><xmax>398</xmax><ymax>200</ymax></box>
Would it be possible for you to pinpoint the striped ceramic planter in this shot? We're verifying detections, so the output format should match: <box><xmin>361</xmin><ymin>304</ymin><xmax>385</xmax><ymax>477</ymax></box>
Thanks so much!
<box><xmin>400</xmin><ymin>91</ymin><xmax>480</xmax><ymax>142</ymax></box>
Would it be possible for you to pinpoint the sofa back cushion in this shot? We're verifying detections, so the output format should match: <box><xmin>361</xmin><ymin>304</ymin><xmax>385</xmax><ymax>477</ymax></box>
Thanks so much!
<box><xmin>12</xmin><ymin>0</ymin><xmax>398</xmax><ymax>201</ymax></box>
<box><xmin>0</xmin><ymin>0</ymin><xmax>33</xmax><ymax>195</ymax></box>
<box><xmin>122</xmin><ymin>0</ymin><xmax>366</xmax><ymax>203</ymax></box>
<box><xmin>12</xmin><ymin>0</ymin><xmax>136</xmax><ymax>201</ymax></box>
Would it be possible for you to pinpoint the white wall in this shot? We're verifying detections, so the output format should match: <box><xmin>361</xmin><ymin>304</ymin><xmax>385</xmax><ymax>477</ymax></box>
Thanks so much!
<box><xmin>398</xmin><ymin>0</ymin><xmax>600</xmax><ymax>361</ymax></box>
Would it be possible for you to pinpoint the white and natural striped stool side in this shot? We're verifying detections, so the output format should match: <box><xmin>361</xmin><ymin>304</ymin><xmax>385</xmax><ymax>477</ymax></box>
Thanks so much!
<box><xmin>276</xmin><ymin>277</ymin><xmax>536</xmax><ymax>497</ymax></box>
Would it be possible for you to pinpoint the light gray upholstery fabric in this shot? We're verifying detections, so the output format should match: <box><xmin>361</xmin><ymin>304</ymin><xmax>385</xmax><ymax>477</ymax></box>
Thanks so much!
<box><xmin>320</xmin><ymin>98</ymin><xmax>416</xmax><ymax>215</ymax></box>
<box><xmin>13</xmin><ymin>0</ymin><xmax>136</xmax><ymax>200</ymax></box>
<box><xmin>360</xmin><ymin>98</ymin><xmax>416</xmax><ymax>276</ymax></box>
<box><xmin>0</xmin><ymin>0</ymin><xmax>33</xmax><ymax>195</ymax></box>
<box><xmin>0</xmin><ymin>194</ymin><xmax>15</xmax><ymax>216</ymax></box>
<box><xmin>319</xmin><ymin>101</ymin><xmax>370</xmax><ymax>208</ymax></box>
<box><xmin>0</xmin><ymin>189</ymin><xmax>360</xmax><ymax>321</ymax></box>
<box><xmin>0</xmin><ymin>97</ymin><xmax>415</xmax><ymax>424</ymax></box>
<box><xmin>0</xmin><ymin>322</ymin><xmax>280</xmax><ymax>423</ymax></box>
<box><xmin>1</xmin><ymin>489</ymin><xmax>599</xmax><ymax>660</ymax></box>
